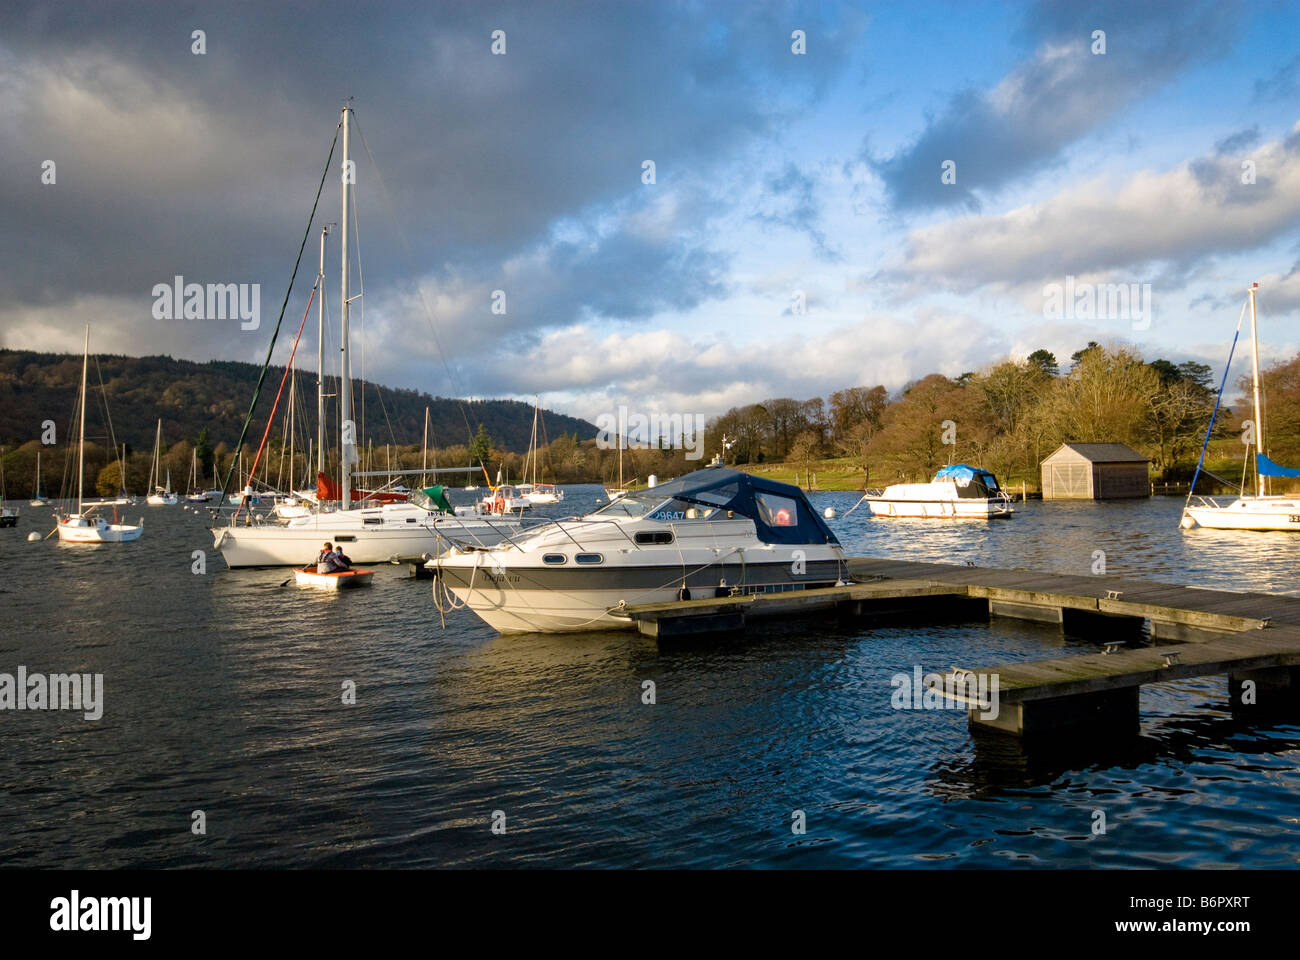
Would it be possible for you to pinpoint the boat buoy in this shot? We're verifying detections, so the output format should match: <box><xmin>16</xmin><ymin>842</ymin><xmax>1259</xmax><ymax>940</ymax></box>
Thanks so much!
<box><xmin>823</xmin><ymin>507</ymin><xmax>836</xmax><ymax>520</ymax></box>
<box><xmin>1179</xmin><ymin>514</ymin><xmax>1196</xmax><ymax>529</ymax></box>
<box><xmin>26</xmin><ymin>532</ymin><xmax>40</xmax><ymax>542</ymax></box>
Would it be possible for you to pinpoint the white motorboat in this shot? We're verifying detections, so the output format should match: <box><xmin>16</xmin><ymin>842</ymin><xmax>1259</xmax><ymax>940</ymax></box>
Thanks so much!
<box><xmin>481</xmin><ymin>483</ymin><xmax>532</xmax><ymax>513</ymax></box>
<box><xmin>1183</xmin><ymin>283</ymin><xmax>1300</xmax><ymax>532</ymax></box>
<box><xmin>431</xmin><ymin>464</ymin><xmax>849</xmax><ymax>634</ymax></box>
<box><xmin>56</xmin><ymin>326</ymin><xmax>144</xmax><ymax>543</ymax></box>
<box><xmin>864</xmin><ymin>465</ymin><xmax>1013</xmax><ymax>519</ymax></box>
<box><xmin>519</xmin><ymin>482</ymin><xmax>564</xmax><ymax>504</ymax></box>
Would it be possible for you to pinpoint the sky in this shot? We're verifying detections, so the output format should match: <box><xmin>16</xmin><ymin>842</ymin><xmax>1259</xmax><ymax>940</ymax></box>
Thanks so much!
<box><xmin>3</xmin><ymin>0</ymin><xmax>1299</xmax><ymax>431</ymax></box>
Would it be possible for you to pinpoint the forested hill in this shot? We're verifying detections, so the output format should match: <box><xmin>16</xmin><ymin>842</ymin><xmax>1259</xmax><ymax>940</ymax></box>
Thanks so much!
<box><xmin>0</xmin><ymin>349</ymin><xmax>597</xmax><ymax>453</ymax></box>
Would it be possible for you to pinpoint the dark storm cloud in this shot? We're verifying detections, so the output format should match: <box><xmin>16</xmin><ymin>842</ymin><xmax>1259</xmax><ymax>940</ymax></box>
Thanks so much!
<box><xmin>867</xmin><ymin>0</ymin><xmax>1239</xmax><ymax>212</ymax></box>
<box><xmin>0</xmin><ymin>0</ymin><xmax>859</xmax><ymax>382</ymax></box>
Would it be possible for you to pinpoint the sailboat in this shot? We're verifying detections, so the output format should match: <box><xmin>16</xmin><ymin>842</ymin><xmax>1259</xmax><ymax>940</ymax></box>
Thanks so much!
<box><xmin>519</xmin><ymin>399</ymin><xmax>564</xmax><ymax>504</ymax></box>
<box><xmin>604</xmin><ymin>417</ymin><xmax>631</xmax><ymax>501</ymax></box>
<box><xmin>146</xmin><ymin>420</ymin><xmax>179</xmax><ymax>505</ymax></box>
<box><xmin>29</xmin><ymin>451</ymin><xmax>49</xmax><ymax>506</ymax></box>
<box><xmin>210</xmin><ymin>105</ymin><xmax>521</xmax><ymax>567</ymax></box>
<box><xmin>185</xmin><ymin>449</ymin><xmax>210</xmax><ymax>502</ymax></box>
<box><xmin>0</xmin><ymin>454</ymin><xmax>16</xmax><ymax>527</ymax></box>
<box><xmin>56</xmin><ymin>326</ymin><xmax>143</xmax><ymax>543</ymax></box>
<box><xmin>1183</xmin><ymin>283</ymin><xmax>1300</xmax><ymax>531</ymax></box>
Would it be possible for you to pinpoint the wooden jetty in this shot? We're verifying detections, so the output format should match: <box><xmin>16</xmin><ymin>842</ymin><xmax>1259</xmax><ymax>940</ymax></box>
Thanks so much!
<box><xmin>621</xmin><ymin>556</ymin><xmax>1300</xmax><ymax>738</ymax></box>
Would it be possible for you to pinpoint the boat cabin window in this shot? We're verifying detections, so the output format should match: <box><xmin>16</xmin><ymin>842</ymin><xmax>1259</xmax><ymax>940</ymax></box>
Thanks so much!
<box><xmin>955</xmin><ymin>473</ymin><xmax>1000</xmax><ymax>499</ymax></box>
<box><xmin>542</xmin><ymin>553</ymin><xmax>566</xmax><ymax>564</ymax></box>
<box><xmin>755</xmin><ymin>492</ymin><xmax>799</xmax><ymax>527</ymax></box>
<box><xmin>575</xmin><ymin>553</ymin><xmax>603</xmax><ymax>564</ymax></box>
<box><xmin>634</xmin><ymin>531</ymin><xmax>675</xmax><ymax>545</ymax></box>
<box><xmin>647</xmin><ymin>499</ymin><xmax>720</xmax><ymax>522</ymax></box>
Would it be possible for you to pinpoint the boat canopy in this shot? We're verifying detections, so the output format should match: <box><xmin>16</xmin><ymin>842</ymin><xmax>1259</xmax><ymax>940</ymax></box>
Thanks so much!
<box><xmin>1257</xmin><ymin>454</ymin><xmax>1300</xmax><ymax>478</ymax></box>
<box><xmin>635</xmin><ymin>467</ymin><xmax>839</xmax><ymax>546</ymax></box>
<box><xmin>934</xmin><ymin>464</ymin><xmax>1000</xmax><ymax>489</ymax></box>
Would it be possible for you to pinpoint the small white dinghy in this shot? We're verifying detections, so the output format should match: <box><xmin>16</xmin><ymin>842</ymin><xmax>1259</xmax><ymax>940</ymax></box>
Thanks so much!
<box><xmin>294</xmin><ymin>566</ymin><xmax>374</xmax><ymax>589</ymax></box>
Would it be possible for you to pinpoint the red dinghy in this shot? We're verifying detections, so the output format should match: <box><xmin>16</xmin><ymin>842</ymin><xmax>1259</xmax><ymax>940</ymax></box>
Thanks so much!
<box><xmin>294</xmin><ymin>566</ymin><xmax>374</xmax><ymax>589</ymax></box>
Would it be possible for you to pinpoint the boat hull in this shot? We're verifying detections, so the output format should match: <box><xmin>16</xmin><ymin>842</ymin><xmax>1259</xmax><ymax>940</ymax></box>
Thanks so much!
<box><xmin>866</xmin><ymin>498</ymin><xmax>1013</xmax><ymax>519</ymax></box>
<box><xmin>295</xmin><ymin>567</ymin><xmax>374</xmax><ymax>589</ymax></box>
<box><xmin>1184</xmin><ymin>501</ymin><xmax>1300</xmax><ymax>531</ymax></box>
<box><xmin>212</xmin><ymin>516</ymin><xmax>519</xmax><ymax>567</ymax></box>
<box><xmin>433</xmin><ymin>557</ymin><xmax>845</xmax><ymax>634</ymax></box>
<box><xmin>57</xmin><ymin>516</ymin><xmax>143</xmax><ymax>542</ymax></box>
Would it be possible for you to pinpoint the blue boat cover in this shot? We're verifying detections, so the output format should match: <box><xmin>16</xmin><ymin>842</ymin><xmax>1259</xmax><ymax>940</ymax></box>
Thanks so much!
<box><xmin>934</xmin><ymin>464</ymin><xmax>999</xmax><ymax>487</ymax></box>
<box><xmin>640</xmin><ymin>467</ymin><xmax>840</xmax><ymax>546</ymax></box>
<box><xmin>1256</xmin><ymin>453</ymin><xmax>1300</xmax><ymax>478</ymax></box>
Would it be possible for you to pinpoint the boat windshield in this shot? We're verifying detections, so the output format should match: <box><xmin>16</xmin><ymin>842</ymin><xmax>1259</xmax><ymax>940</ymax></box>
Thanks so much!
<box><xmin>592</xmin><ymin>495</ymin><xmax>726</xmax><ymax>521</ymax></box>
<box><xmin>591</xmin><ymin>493</ymin><xmax>661</xmax><ymax>518</ymax></box>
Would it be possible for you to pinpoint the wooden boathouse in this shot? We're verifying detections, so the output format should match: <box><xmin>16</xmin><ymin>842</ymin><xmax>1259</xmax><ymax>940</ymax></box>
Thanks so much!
<box><xmin>1040</xmin><ymin>442</ymin><xmax>1150</xmax><ymax>500</ymax></box>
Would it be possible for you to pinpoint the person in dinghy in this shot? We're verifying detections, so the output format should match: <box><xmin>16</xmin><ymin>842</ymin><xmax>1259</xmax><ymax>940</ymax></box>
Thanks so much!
<box><xmin>316</xmin><ymin>541</ymin><xmax>350</xmax><ymax>573</ymax></box>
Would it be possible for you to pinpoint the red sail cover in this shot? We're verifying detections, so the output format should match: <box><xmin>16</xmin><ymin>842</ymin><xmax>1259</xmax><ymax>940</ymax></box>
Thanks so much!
<box><xmin>316</xmin><ymin>472</ymin><xmax>408</xmax><ymax>503</ymax></box>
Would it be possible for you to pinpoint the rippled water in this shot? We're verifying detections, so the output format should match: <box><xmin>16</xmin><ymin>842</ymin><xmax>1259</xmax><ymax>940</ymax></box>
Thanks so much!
<box><xmin>2</xmin><ymin>487</ymin><xmax>1299</xmax><ymax>868</ymax></box>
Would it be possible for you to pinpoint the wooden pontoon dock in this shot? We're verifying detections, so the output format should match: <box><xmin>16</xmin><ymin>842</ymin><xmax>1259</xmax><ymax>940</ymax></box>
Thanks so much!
<box><xmin>621</xmin><ymin>556</ymin><xmax>1300</xmax><ymax>738</ymax></box>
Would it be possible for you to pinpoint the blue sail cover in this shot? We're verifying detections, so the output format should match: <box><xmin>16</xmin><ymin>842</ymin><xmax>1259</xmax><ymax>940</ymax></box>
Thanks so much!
<box><xmin>638</xmin><ymin>467</ymin><xmax>840</xmax><ymax>546</ymax></box>
<box><xmin>1257</xmin><ymin>453</ymin><xmax>1300</xmax><ymax>478</ymax></box>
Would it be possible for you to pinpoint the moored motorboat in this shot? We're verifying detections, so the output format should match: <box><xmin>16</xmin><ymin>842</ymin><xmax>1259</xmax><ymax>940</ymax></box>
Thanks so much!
<box><xmin>480</xmin><ymin>483</ymin><xmax>531</xmax><ymax>513</ymax></box>
<box><xmin>864</xmin><ymin>465</ymin><xmax>1013</xmax><ymax>519</ymax></box>
<box><xmin>431</xmin><ymin>464</ymin><xmax>849</xmax><ymax>634</ymax></box>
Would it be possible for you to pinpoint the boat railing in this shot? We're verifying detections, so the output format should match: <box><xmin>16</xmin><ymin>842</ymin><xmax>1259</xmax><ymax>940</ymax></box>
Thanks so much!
<box><xmin>443</xmin><ymin>514</ymin><xmax>650</xmax><ymax>555</ymax></box>
<box><xmin>1187</xmin><ymin>495</ymin><xmax>1225</xmax><ymax>509</ymax></box>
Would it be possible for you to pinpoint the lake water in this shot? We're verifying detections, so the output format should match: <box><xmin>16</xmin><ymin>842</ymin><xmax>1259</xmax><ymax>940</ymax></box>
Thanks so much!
<box><xmin>2</xmin><ymin>487</ymin><xmax>1299</xmax><ymax>868</ymax></box>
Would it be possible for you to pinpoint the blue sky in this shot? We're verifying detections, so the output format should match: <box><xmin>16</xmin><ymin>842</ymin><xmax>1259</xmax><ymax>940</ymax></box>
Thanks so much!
<box><xmin>2</xmin><ymin>0</ymin><xmax>1299</xmax><ymax>427</ymax></box>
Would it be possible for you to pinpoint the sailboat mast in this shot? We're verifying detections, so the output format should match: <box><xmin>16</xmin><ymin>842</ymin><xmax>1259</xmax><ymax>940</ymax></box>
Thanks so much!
<box><xmin>152</xmin><ymin>419</ymin><xmax>162</xmax><ymax>491</ymax></box>
<box><xmin>77</xmin><ymin>326</ymin><xmax>88</xmax><ymax>513</ymax></box>
<box><xmin>317</xmin><ymin>223</ymin><xmax>327</xmax><ymax>478</ymax></box>
<box><xmin>339</xmin><ymin>104</ymin><xmax>353</xmax><ymax>510</ymax></box>
<box><xmin>422</xmin><ymin>406</ymin><xmax>430</xmax><ymax>487</ymax></box>
<box><xmin>1249</xmin><ymin>282</ymin><xmax>1265</xmax><ymax>497</ymax></box>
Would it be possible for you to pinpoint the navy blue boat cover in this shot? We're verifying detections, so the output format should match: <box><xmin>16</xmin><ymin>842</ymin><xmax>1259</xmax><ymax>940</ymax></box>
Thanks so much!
<box><xmin>643</xmin><ymin>467</ymin><xmax>840</xmax><ymax>546</ymax></box>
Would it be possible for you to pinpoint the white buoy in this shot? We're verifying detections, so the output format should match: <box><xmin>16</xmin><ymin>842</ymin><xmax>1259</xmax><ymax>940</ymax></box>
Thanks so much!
<box><xmin>1179</xmin><ymin>514</ymin><xmax>1196</xmax><ymax>529</ymax></box>
<box><xmin>823</xmin><ymin>507</ymin><xmax>836</xmax><ymax>520</ymax></box>
<box><xmin>26</xmin><ymin>532</ymin><xmax>40</xmax><ymax>542</ymax></box>
<box><xmin>648</xmin><ymin>474</ymin><xmax>658</xmax><ymax>488</ymax></box>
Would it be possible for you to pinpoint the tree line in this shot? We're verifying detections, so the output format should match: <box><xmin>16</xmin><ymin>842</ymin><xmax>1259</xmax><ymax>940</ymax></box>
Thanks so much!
<box><xmin>703</xmin><ymin>343</ymin><xmax>1252</xmax><ymax>485</ymax></box>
